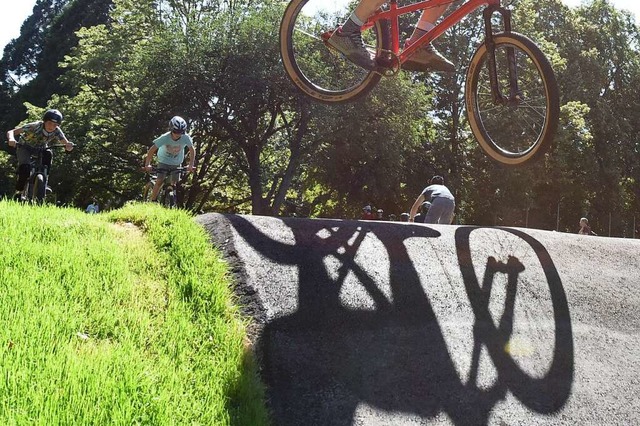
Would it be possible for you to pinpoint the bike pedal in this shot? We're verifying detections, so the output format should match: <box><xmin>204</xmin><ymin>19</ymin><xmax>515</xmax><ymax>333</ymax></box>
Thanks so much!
<box><xmin>374</xmin><ymin>64</ymin><xmax>400</xmax><ymax>77</ymax></box>
<box><xmin>375</xmin><ymin>52</ymin><xmax>400</xmax><ymax>77</ymax></box>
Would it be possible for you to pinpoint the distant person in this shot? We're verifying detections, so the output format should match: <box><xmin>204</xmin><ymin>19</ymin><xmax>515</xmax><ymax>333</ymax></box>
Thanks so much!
<box><xmin>409</xmin><ymin>175</ymin><xmax>455</xmax><ymax>224</ymax></box>
<box><xmin>413</xmin><ymin>201</ymin><xmax>432</xmax><ymax>224</ymax></box>
<box><xmin>361</xmin><ymin>205</ymin><xmax>375</xmax><ymax>220</ymax></box>
<box><xmin>578</xmin><ymin>217</ymin><xmax>596</xmax><ymax>235</ymax></box>
<box><xmin>85</xmin><ymin>199</ymin><xmax>99</xmax><ymax>214</ymax></box>
<box><xmin>376</xmin><ymin>208</ymin><xmax>385</xmax><ymax>220</ymax></box>
<box><xmin>388</xmin><ymin>214</ymin><xmax>397</xmax><ymax>221</ymax></box>
<box><xmin>400</xmin><ymin>212</ymin><xmax>410</xmax><ymax>222</ymax></box>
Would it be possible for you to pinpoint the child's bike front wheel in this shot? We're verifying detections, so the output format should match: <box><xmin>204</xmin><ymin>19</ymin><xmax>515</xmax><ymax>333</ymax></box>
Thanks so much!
<box><xmin>280</xmin><ymin>0</ymin><xmax>391</xmax><ymax>104</ymax></box>
<box><xmin>465</xmin><ymin>32</ymin><xmax>560</xmax><ymax>166</ymax></box>
<box><xmin>30</xmin><ymin>174</ymin><xmax>47</xmax><ymax>204</ymax></box>
<box><xmin>162</xmin><ymin>186</ymin><xmax>177</xmax><ymax>208</ymax></box>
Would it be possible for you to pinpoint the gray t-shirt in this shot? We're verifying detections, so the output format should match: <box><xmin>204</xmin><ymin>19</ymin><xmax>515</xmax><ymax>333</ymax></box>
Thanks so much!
<box><xmin>421</xmin><ymin>184</ymin><xmax>454</xmax><ymax>202</ymax></box>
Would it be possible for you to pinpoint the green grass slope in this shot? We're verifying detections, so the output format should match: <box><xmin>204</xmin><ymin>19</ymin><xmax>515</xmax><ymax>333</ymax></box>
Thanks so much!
<box><xmin>0</xmin><ymin>201</ymin><xmax>269</xmax><ymax>425</ymax></box>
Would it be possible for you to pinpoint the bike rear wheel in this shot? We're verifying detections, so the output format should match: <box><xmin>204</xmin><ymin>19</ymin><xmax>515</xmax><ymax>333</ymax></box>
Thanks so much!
<box><xmin>280</xmin><ymin>0</ymin><xmax>390</xmax><ymax>104</ymax></box>
<box><xmin>465</xmin><ymin>32</ymin><xmax>559</xmax><ymax>166</ymax></box>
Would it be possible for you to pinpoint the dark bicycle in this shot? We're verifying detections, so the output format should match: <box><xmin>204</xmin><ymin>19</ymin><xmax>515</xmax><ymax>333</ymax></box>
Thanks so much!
<box><xmin>141</xmin><ymin>166</ymin><xmax>189</xmax><ymax>208</ymax></box>
<box><xmin>8</xmin><ymin>141</ymin><xmax>73</xmax><ymax>204</ymax></box>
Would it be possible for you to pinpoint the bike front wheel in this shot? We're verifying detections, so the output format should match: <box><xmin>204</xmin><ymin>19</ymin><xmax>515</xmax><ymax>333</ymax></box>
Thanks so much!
<box><xmin>280</xmin><ymin>0</ymin><xmax>390</xmax><ymax>104</ymax></box>
<box><xmin>163</xmin><ymin>187</ymin><xmax>176</xmax><ymax>208</ymax></box>
<box><xmin>30</xmin><ymin>174</ymin><xmax>46</xmax><ymax>204</ymax></box>
<box><xmin>465</xmin><ymin>32</ymin><xmax>560</xmax><ymax>166</ymax></box>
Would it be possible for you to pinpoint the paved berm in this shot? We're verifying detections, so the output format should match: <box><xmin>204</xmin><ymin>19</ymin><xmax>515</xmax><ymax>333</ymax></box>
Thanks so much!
<box><xmin>196</xmin><ymin>213</ymin><xmax>640</xmax><ymax>426</ymax></box>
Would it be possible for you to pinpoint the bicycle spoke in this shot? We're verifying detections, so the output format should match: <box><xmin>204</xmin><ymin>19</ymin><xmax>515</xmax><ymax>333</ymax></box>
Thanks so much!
<box><xmin>293</xmin><ymin>27</ymin><xmax>323</xmax><ymax>42</ymax></box>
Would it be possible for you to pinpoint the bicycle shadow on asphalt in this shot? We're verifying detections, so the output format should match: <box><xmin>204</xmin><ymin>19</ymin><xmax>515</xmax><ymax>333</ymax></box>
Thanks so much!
<box><xmin>215</xmin><ymin>215</ymin><xmax>574</xmax><ymax>426</ymax></box>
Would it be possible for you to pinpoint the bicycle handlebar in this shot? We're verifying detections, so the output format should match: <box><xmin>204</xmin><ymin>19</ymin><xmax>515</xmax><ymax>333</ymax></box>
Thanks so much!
<box><xmin>142</xmin><ymin>165</ymin><xmax>191</xmax><ymax>173</ymax></box>
<box><xmin>7</xmin><ymin>140</ymin><xmax>75</xmax><ymax>150</ymax></box>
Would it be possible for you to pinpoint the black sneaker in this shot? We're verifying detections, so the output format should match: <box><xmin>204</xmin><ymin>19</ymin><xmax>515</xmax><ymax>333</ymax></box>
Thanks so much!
<box><xmin>327</xmin><ymin>27</ymin><xmax>376</xmax><ymax>70</ymax></box>
<box><xmin>403</xmin><ymin>40</ymin><xmax>455</xmax><ymax>73</ymax></box>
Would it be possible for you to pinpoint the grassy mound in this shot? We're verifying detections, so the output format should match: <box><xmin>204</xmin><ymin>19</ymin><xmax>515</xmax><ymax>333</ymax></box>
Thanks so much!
<box><xmin>0</xmin><ymin>201</ymin><xmax>269</xmax><ymax>425</ymax></box>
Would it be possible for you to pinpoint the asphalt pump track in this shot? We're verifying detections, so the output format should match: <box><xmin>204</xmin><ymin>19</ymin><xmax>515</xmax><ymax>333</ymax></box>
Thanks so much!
<box><xmin>196</xmin><ymin>213</ymin><xmax>640</xmax><ymax>426</ymax></box>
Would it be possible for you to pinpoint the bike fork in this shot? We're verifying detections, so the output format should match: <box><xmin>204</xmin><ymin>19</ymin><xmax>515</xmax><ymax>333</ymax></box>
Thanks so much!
<box><xmin>483</xmin><ymin>5</ymin><xmax>520</xmax><ymax>105</ymax></box>
<box><xmin>167</xmin><ymin>186</ymin><xmax>176</xmax><ymax>208</ymax></box>
<box><xmin>30</xmin><ymin>172</ymin><xmax>47</xmax><ymax>203</ymax></box>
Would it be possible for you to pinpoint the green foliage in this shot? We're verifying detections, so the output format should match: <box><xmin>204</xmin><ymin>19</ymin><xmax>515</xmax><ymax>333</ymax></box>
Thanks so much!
<box><xmin>2</xmin><ymin>0</ymin><xmax>640</xmax><ymax>236</ymax></box>
<box><xmin>0</xmin><ymin>0</ymin><xmax>113</xmax><ymax>129</ymax></box>
<box><xmin>300</xmin><ymin>76</ymin><xmax>434</xmax><ymax>218</ymax></box>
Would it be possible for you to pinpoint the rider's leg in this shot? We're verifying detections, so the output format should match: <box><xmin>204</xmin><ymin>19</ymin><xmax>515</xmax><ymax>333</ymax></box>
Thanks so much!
<box><xmin>327</xmin><ymin>0</ymin><xmax>387</xmax><ymax>70</ymax></box>
<box><xmin>353</xmin><ymin>0</ymin><xmax>387</xmax><ymax>23</ymax></box>
<box><xmin>15</xmin><ymin>165</ymin><xmax>30</xmax><ymax>197</ymax></box>
<box><xmin>43</xmin><ymin>149</ymin><xmax>53</xmax><ymax>176</ymax></box>
<box><xmin>403</xmin><ymin>5</ymin><xmax>456</xmax><ymax>72</ymax></box>
<box><xmin>424</xmin><ymin>198</ymin><xmax>455</xmax><ymax>224</ymax></box>
<box><xmin>150</xmin><ymin>174</ymin><xmax>165</xmax><ymax>202</ymax></box>
<box><xmin>409</xmin><ymin>5</ymin><xmax>449</xmax><ymax>42</ymax></box>
<box><xmin>14</xmin><ymin>147</ymin><xmax>31</xmax><ymax>199</ymax></box>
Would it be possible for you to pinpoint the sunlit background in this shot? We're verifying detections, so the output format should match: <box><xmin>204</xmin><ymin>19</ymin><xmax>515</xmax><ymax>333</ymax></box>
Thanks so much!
<box><xmin>2</xmin><ymin>0</ymin><xmax>639</xmax><ymax>51</ymax></box>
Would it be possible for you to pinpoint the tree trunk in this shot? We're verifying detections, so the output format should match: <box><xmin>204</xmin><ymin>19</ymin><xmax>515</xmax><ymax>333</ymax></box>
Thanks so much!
<box><xmin>245</xmin><ymin>144</ymin><xmax>266</xmax><ymax>215</ymax></box>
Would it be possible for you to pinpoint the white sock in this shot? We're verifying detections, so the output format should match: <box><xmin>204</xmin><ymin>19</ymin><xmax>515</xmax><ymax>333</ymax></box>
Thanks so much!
<box><xmin>349</xmin><ymin>12</ymin><xmax>365</xmax><ymax>27</ymax></box>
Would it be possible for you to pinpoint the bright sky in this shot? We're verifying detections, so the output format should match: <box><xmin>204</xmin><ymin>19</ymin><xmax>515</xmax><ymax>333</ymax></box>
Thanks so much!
<box><xmin>1</xmin><ymin>1</ymin><xmax>35</xmax><ymax>52</ymax></box>
<box><xmin>1</xmin><ymin>0</ymin><xmax>639</xmax><ymax>52</ymax></box>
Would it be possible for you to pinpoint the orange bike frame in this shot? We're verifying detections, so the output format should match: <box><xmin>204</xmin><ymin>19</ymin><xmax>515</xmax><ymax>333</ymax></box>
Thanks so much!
<box><xmin>364</xmin><ymin>0</ymin><xmax>501</xmax><ymax>63</ymax></box>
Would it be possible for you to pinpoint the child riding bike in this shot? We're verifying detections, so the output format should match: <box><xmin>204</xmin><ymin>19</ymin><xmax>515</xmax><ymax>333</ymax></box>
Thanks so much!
<box><xmin>143</xmin><ymin>116</ymin><xmax>195</xmax><ymax>203</ymax></box>
<box><xmin>328</xmin><ymin>0</ymin><xmax>455</xmax><ymax>72</ymax></box>
<box><xmin>6</xmin><ymin>109</ymin><xmax>74</xmax><ymax>201</ymax></box>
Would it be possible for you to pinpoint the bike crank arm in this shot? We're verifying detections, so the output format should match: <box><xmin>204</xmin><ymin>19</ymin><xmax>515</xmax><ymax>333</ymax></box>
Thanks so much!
<box><xmin>374</xmin><ymin>49</ymin><xmax>401</xmax><ymax>77</ymax></box>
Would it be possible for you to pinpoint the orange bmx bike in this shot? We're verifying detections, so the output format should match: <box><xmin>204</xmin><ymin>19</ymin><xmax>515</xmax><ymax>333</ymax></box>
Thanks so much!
<box><xmin>280</xmin><ymin>0</ymin><xmax>560</xmax><ymax>166</ymax></box>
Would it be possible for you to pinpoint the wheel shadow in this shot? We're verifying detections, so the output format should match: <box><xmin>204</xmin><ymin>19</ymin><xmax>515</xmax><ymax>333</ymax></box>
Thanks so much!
<box><xmin>217</xmin><ymin>216</ymin><xmax>574</xmax><ymax>426</ymax></box>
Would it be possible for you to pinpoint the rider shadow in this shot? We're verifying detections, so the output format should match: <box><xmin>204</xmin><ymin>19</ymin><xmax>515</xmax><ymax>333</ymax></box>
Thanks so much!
<box><xmin>220</xmin><ymin>216</ymin><xmax>574</xmax><ymax>426</ymax></box>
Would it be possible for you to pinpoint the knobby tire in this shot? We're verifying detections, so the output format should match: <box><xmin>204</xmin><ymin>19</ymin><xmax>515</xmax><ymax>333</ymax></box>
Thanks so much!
<box><xmin>31</xmin><ymin>174</ymin><xmax>46</xmax><ymax>204</ymax></box>
<box><xmin>280</xmin><ymin>0</ymin><xmax>390</xmax><ymax>104</ymax></box>
<box><xmin>465</xmin><ymin>32</ymin><xmax>560</xmax><ymax>166</ymax></box>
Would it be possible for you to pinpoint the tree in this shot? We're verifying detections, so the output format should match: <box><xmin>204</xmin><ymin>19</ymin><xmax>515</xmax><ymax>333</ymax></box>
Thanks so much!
<box><xmin>1</xmin><ymin>0</ymin><xmax>112</xmax><ymax>126</ymax></box>
<box><xmin>556</xmin><ymin>0</ymin><xmax>640</xmax><ymax>233</ymax></box>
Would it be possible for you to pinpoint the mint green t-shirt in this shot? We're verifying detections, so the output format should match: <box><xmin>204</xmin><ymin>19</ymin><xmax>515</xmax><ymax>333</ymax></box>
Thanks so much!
<box><xmin>153</xmin><ymin>132</ymin><xmax>193</xmax><ymax>166</ymax></box>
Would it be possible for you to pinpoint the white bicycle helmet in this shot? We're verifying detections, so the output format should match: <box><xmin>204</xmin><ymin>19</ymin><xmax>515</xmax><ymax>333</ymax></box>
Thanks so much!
<box><xmin>169</xmin><ymin>116</ymin><xmax>187</xmax><ymax>134</ymax></box>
